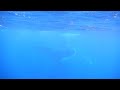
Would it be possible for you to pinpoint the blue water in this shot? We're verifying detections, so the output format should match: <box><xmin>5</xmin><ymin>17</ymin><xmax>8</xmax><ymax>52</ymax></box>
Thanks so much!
<box><xmin>0</xmin><ymin>11</ymin><xmax>120</xmax><ymax>79</ymax></box>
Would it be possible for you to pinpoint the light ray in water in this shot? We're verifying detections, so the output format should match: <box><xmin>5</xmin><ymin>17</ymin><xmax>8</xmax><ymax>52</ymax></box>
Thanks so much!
<box><xmin>61</xmin><ymin>32</ymin><xmax>80</xmax><ymax>37</ymax></box>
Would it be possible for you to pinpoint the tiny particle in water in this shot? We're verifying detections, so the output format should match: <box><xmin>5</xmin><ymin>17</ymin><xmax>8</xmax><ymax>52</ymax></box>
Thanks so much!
<box><xmin>28</xmin><ymin>16</ymin><xmax>31</xmax><ymax>18</ymax></box>
<box><xmin>113</xmin><ymin>16</ymin><xmax>117</xmax><ymax>18</ymax></box>
<box><xmin>113</xmin><ymin>14</ymin><xmax>118</xmax><ymax>18</ymax></box>
<box><xmin>15</xmin><ymin>13</ymin><xmax>18</xmax><ymax>15</ymax></box>
<box><xmin>69</xmin><ymin>21</ymin><xmax>74</xmax><ymax>25</ymax></box>
<box><xmin>89</xmin><ymin>61</ymin><xmax>93</xmax><ymax>64</ymax></box>
<box><xmin>105</xmin><ymin>19</ymin><xmax>109</xmax><ymax>21</ymax></box>
<box><xmin>23</xmin><ymin>14</ymin><xmax>26</xmax><ymax>17</ymax></box>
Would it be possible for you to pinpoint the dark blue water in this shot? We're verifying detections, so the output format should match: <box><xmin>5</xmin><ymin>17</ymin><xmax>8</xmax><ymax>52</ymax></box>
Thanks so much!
<box><xmin>0</xmin><ymin>11</ymin><xmax>120</xmax><ymax>79</ymax></box>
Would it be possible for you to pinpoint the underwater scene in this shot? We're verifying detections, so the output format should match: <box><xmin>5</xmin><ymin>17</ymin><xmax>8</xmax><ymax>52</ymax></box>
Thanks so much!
<box><xmin>0</xmin><ymin>11</ymin><xmax>120</xmax><ymax>79</ymax></box>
